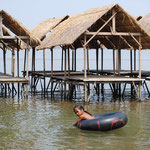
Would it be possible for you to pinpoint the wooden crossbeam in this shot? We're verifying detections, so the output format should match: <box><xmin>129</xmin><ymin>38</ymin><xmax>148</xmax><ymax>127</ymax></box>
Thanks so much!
<box><xmin>84</xmin><ymin>12</ymin><xmax>117</xmax><ymax>47</ymax></box>
<box><xmin>119</xmin><ymin>35</ymin><xmax>133</xmax><ymax>49</ymax></box>
<box><xmin>86</xmin><ymin>32</ymin><xmax>141</xmax><ymax>36</ymax></box>
<box><xmin>129</xmin><ymin>33</ymin><xmax>142</xmax><ymax>48</ymax></box>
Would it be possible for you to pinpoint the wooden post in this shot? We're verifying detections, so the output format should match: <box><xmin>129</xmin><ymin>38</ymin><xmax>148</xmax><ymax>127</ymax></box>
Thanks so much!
<box><xmin>12</xmin><ymin>49</ymin><xmax>15</xmax><ymax>77</ymax></box>
<box><xmin>3</xmin><ymin>46</ymin><xmax>6</xmax><ymax>74</ymax></box>
<box><xmin>51</xmin><ymin>48</ymin><xmax>53</xmax><ymax>77</ymax></box>
<box><xmin>3</xmin><ymin>45</ymin><xmax>6</xmax><ymax>96</ymax></box>
<box><xmin>43</xmin><ymin>49</ymin><xmax>46</xmax><ymax>97</ymax></box>
<box><xmin>26</xmin><ymin>40</ymin><xmax>29</xmax><ymax>96</ymax></box>
<box><xmin>17</xmin><ymin>39</ymin><xmax>20</xmax><ymax>97</ymax></box>
<box><xmin>113</xmin><ymin>49</ymin><xmax>115</xmax><ymax>74</ymax></box>
<box><xmin>61</xmin><ymin>49</ymin><xmax>63</xmax><ymax>71</ymax></box>
<box><xmin>23</xmin><ymin>49</ymin><xmax>26</xmax><ymax>77</ymax></box>
<box><xmin>64</xmin><ymin>47</ymin><xmax>67</xmax><ymax>99</ymax></box>
<box><xmin>130</xmin><ymin>49</ymin><xmax>133</xmax><ymax>94</ymax></box>
<box><xmin>101</xmin><ymin>48</ymin><xmax>104</xmax><ymax>94</ymax></box>
<box><xmin>75</xmin><ymin>49</ymin><xmax>77</xmax><ymax>71</ymax></box>
<box><xmin>96</xmin><ymin>48</ymin><xmax>99</xmax><ymax>96</ymax></box>
<box><xmin>0</xmin><ymin>13</ymin><xmax>3</xmax><ymax>37</ymax></box>
<box><xmin>87</xmin><ymin>47</ymin><xmax>89</xmax><ymax>73</ymax></box>
<box><xmin>112</xmin><ymin>9</ymin><xmax>116</xmax><ymax>33</ymax></box>
<box><xmin>139</xmin><ymin>36</ymin><xmax>142</xmax><ymax>99</ymax></box>
<box><xmin>51</xmin><ymin>48</ymin><xmax>53</xmax><ymax>97</ymax></box>
<box><xmin>72</xmin><ymin>50</ymin><xmax>74</xmax><ymax>71</ymax></box>
<box><xmin>101</xmin><ymin>48</ymin><xmax>103</xmax><ymax>71</ymax></box>
<box><xmin>11</xmin><ymin>49</ymin><xmax>15</xmax><ymax>96</ymax></box>
<box><xmin>130</xmin><ymin>50</ymin><xmax>133</xmax><ymax>73</ymax></box>
<box><xmin>31</xmin><ymin>47</ymin><xmax>35</xmax><ymax>93</ymax></box>
<box><xmin>134</xmin><ymin>49</ymin><xmax>136</xmax><ymax>71</ymax></box>
<box><xmin>96</xmin><ymin>48</ymin><xmax>99</xmax><ymax>74</ymax></box>
<box><xmin>68</xmin><ymin>47</ymin><xmax>70</xmax><ymax>77</ymax></box>
<box><xmin>84</xmin><ymin>34</ymin><xmax>87</xmax><ymax>78</ymax></box>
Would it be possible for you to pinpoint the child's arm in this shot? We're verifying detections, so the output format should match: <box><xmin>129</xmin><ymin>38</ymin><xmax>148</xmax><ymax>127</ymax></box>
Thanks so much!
<box><xmin>73</xmin><ymin>117</ymin><xmax>83</xmax><ymax>126</ymax></box>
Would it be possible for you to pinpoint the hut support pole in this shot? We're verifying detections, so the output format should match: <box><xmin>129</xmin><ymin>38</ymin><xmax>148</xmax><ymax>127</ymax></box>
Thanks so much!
<box><xmin>26</xmin><ymin>40</ymin><xmax>30</xmax><ymax>96</ymax></box>
<box><xmin>130</xmin><ymin>50</ymin><xmax>133</xmax><ymax>94</ymax></box>
<box><xmin>31</xmin><ymin>47</ymin><xmax>36</xmax><ymax>93</ymax></box>
<box><xmin>51</xmin><ymin>48</ymin><xmax>53</xmax><ymax>98</ymax></box>
<box><xmin>86</xmin><ymin>47</ymin><xmax>89</xmax><ymax>74</ymax></box>
<box><xmin>101</xmin><ymin>48</ymin><xmax>104</xmax><ymax>94</ymax></box>
<box><xmin>68</xmin><ymin>47</ymin><xmax>70</xmax><ymax>77</ymax></box>
<box><xmin>139</xmin><ymin>36</ymin><xmax>142</xmax><ymax>99</ymax></box>
<box><xmin>11</xmin><ymin>49</ymin><xmax>15</xmax><ymax>96</ymax></box>
<box><xmin>113</xmin><ymin>49</ymin><xmax>115</xmax><ymax>74</ymax></box>
<box><xmin>61</xmin><ymin>48</ymin><xmax>63</xmax><ymax>71</ymax></box>
<box><xmin>96</xmin><ymin>48</ymin><xmax>99</xmax><ymax>96</ymax></box>
<box><xmin>134</xmin><ymin>49</ymin><xmax>136</xmax><ymax>71</ymax></box>
<box><xmin>83</xmin><ymin>34</ymin><xmax>87</xmax><ymax>101</ymax></box>
<box><xmin>43</xmin><ymin>49</ymin><xmax>46</xmax><ymax>97</ymax></box>
<box><xmin>23</xmin><ymin>49</ymin><xmax>26</xmax><ymax>77</ymax></box>
<box><xmin>64</xmin><ymin>47</ymin><xmax>67</xmax><ymax>99</ymax></box>
<box><xmin>17</xmin><ymin>39</ymin><xmax>20</xmax><ymax>97</ymax></box>
<box><xmin>3</xmin><ymin>45</ymin><xmax>6</xmax><ymax>96</ymax></box>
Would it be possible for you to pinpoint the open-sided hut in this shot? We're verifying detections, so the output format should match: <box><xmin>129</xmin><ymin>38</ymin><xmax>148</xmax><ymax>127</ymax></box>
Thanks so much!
<box><xmin>0</xmin><ymin>9</ymin><xmax>40</xmax><ymax>96</ymax></box>
<box><xmin>36</xmin><ymin>4</ymin><xmax>150</xmax><ymax>101</ymax></box>
<box><xmin>23</xmin><ymin>15</ymin><xmax>69</xmax><ymax>94</ymax></box>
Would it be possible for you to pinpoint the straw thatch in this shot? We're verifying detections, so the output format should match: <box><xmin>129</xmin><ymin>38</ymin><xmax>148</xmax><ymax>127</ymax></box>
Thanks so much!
<box><xmin>0</xmin><ymin>10</ymin><xmax>41</xmax><ymax>47</ymax></box>
<box><xmin>139</xmin><ymin>13</ymin><xmax>150</xmax><ymax>36</ymax></box>
<box><xmin>32</xmin><ymin>15</ymin><xmax>69</xmax><ymax>41</ymax></box>
<box><xmin>37</xmin><ymin>4</ymin><xmax>150</xmax><ymax>50</ymax></box>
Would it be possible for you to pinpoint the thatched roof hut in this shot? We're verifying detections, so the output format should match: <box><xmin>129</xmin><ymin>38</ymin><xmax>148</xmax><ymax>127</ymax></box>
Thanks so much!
<box><xmin>0</xmin><ymin>9</ymin><xmax>41</xmax><ymax>47</ymax></box>
<box><xmin>32</xmin><ymin>15</ymin><xmax>69</xmax><ymax>41</ymax></box>
<box><xmin>37</xmin><ymin>4</ymin><xmax>150</xmax><ymax>50</ymax></box>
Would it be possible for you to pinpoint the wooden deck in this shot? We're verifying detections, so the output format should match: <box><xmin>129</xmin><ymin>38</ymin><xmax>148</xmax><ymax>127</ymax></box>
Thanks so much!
<box><xmin>0</xmin><ymin>73</ymin><xmax>29</xmax><ymax>83</ymax></box>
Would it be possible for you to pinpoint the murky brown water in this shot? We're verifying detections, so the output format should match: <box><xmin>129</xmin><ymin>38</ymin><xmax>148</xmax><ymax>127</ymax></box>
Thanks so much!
<box><xmin>0</xmin><ymin>96</ymin><xmax>150</xmax><ymax>150</ymax></box>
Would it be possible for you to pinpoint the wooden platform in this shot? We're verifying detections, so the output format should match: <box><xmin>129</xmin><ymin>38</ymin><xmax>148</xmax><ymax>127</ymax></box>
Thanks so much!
<box><xmin>0</xmin><ymin>73</ymin><xmax>29</xmax><ymax>83</ymax></box>
<box><xmin>51</xmin><ymin>74</ymin><xmax>144</xmax><ymax>83</ymax></box>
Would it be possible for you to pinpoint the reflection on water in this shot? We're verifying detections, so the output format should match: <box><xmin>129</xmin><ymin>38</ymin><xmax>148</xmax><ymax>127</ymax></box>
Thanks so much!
<box><xmin>0</xmin><ymin>95</ymin><xmax>150</xmax><ymax>150</ymax></box>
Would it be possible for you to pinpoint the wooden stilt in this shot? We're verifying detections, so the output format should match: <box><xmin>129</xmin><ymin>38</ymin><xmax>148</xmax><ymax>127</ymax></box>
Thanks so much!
<box><xmin>43</xmin><ymin>49</ymin><xmax>46</xmax><ymax>97</ymax></box>
<box><xmin>17</xmin><ymin>39</ymin><xmax>20</xmax><ymax>97</ymax></box>
<box><xmin>134</xmin><ymin>49</ymin><xmax>136</xmax><ymax>71</ymax></box>
<box><xmin>26</xmin><ymin>40</ymin><xmax>29</xmax><ymax>96</ymax></box>
<box><xmin>51</xmin><ymin>48</ymin><xmax>53</xmax><ymax>97</ymax></box>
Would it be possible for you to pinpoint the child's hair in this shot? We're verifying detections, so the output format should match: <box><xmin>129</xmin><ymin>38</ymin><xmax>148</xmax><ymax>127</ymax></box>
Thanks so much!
<box><xmin>73</xmin><ymin>105</ymin><xmax>92</xmax><ymax>116</ymax></box>
<box><xmin>73</xmin><ymin>105</ymin><xmax>84</xmax><ymax>113</ymax></box>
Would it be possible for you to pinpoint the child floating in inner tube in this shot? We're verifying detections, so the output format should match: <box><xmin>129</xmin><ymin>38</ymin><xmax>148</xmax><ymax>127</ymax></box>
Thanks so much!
<box><xmin>73</xmin><ymin>105</ymin><xmax>95</xmax><ymax>126</ymax></box>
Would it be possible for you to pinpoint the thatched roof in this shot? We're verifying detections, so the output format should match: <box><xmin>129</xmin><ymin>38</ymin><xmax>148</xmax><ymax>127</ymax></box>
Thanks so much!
<box><xmin>37</xmin><ymin>4</ymin><xmax>150</xmax><ymax>50</ymax></box>
<box><xmin>0</xmin><ymin>10</ymin><xmax>41</xmax><ymax>47</ymax></box>
<box><xmin>32</xmin><ymin>15</ymin><xmax>69</xmax><ymax>41</ymax></box>
<box><xmin>138</xmin><ymin>13</ymin><xmax>150</xmax><ymax>36</ymax></box>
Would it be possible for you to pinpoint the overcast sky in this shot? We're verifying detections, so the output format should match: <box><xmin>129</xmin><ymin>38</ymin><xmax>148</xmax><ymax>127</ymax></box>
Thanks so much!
<box><xmin>1</xmin><ymin>0</ymin><xmax>150</xmax><ymax>29</ymax></box>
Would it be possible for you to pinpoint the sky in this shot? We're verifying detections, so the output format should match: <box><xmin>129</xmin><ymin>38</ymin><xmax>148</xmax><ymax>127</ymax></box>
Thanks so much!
<box><xmin>1</xmin><ymin>0</ymin><xmax>150</xmax><ymax>29</ymax></box>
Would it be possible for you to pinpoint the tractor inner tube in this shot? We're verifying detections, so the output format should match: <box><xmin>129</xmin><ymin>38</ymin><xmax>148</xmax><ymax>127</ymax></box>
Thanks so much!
<box><xmin>77</xmin><ymin>112</ymin><xmax>128</xmax><ymax>131</ymax></box>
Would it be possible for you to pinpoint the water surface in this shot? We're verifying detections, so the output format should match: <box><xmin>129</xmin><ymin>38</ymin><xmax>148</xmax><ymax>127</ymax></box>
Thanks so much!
<box><xmin>0</xmin><ymin>96</ymin><xmax>150</xmax><ymax>150</ymax></box>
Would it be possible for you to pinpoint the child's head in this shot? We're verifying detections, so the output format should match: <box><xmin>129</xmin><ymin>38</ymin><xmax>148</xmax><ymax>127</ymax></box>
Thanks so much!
<box><xmin>73</xmin><ymin>105</ymin><xmax>84</xmax><ymax>117</ymax></box>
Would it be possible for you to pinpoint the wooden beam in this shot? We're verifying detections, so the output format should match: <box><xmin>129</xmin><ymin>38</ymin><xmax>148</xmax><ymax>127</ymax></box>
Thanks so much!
<box><xmin>86</xmin><ymin>32</ymin><xmax>141</xmax><ymax>36</ymax></box>
<box><xmin>119</xmin><ymin>35</ymin><xmax>133</xmax><ymax>49</ymax></box>
<box><xmin>112</xmin><ymin>9</ymin><xmax>116</xmax><ymax>33</ymax></box>
<box><xmin>84</xmin><ymin>12</ymin><xmax>117</xmax><ymax>47</ymax></box>
<box><xmin>130</xmin><ymin>33</ymin><xmax>142</xmax><ymax>48</ymax></box>
<box><xmin>0</xmin><ymin>14</ymin><xmax>3</xmax><ymax>37</ymax></box>
<box><xmin>0</xmin><ymin>36</ymin><xmax>28</xmax><ymax>40</ymax></box>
